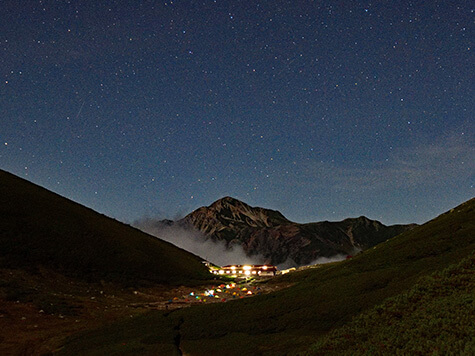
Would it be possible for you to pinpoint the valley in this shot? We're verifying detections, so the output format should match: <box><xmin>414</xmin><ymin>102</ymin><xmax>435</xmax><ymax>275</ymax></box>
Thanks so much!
<box><xmin>1</xmin><ymin>170</ymin><xmax>474</xmax><ymax>355</ymax></box>
<box><xmin>0</xmin><ymin>264</ymin><xmax>292</xmax><ymax>355</ymax></box>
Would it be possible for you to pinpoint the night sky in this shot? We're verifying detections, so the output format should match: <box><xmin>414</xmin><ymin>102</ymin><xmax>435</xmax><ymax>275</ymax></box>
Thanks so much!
<box><xmin>1</xmin><ymin>1</ymin><xmax>473</xmax><ymax>225</ymax></box>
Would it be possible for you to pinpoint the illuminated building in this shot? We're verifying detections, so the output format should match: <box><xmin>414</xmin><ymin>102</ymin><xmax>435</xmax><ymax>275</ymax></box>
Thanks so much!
<box><xmin>212</xmin><ymin>264</ymin><xmax>277</xmax><ymax>277</ymax></box>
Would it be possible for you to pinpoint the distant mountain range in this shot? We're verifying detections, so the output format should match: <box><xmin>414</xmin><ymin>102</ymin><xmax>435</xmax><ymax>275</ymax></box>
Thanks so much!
<box><xmin>169</xmin><ymin>196</ymin><xmax>417</xmax><ymax>265</ymax></box>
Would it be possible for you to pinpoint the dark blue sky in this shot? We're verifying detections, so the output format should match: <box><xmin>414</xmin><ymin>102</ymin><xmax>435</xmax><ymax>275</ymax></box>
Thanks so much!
<box><xmin>1</xmin><ymin>0</ymin><xmax>473</xmax><ymax>225</ymax></box>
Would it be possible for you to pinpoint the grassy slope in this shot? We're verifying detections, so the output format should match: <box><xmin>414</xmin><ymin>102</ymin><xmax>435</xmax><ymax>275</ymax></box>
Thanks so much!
<box><xmin>58</xmin><ymin>198</ymin><xmax>474</xmax><ymax>355</ymax></box>
<box><xmin>306</xmin><ymin>251</ymin><xmax>475</xmax><ymax>355</ymax></box>
<box><xmin>0</xmin><ymin>170</ymin><xmax>210</xmax><ymax>285</ymax></box>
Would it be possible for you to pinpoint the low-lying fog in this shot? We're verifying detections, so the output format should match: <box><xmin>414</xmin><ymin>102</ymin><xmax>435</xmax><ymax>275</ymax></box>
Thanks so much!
<box><xmin>135</xmin><ymin>218</ymin><xmax>350</xmax><ymax>269</ymax></box>
<box><xmin>135</xmin><ymin>218</ymin><xmax>265</xmax><ymax>266</ymax></box>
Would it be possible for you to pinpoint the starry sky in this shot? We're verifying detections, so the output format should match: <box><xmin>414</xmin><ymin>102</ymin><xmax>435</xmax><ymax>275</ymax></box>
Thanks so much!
<box><xmin>1</xmin><ymin>0</ymin><xmax>473</xmax><ymax>226</ymax></box>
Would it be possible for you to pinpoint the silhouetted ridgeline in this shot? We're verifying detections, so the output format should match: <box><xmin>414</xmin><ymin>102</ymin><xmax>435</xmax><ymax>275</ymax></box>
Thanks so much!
<box><xmin>0</xmin><ymin>170</ymin><xmax>210</xmax><ymax>285</ymax></box>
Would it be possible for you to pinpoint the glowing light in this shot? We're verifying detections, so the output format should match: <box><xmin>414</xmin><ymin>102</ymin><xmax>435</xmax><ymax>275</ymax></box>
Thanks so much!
<box><xmin>262</xmin><ymin>265</ymin><xmax>268</xmax><ymax>270</ymax></box>
<box><xmin>243</xmin><ymin>265</ymin><xmax>252</xmax><ymax>270</ymax></box>
<box><xmin>245</xmin><ymin>270</ymin><xmax>251</xmax><ymax>276</ymax></box>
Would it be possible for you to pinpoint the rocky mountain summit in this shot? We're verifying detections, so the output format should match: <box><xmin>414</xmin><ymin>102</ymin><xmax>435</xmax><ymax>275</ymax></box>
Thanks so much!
<box><xmin>177</xmin><ymin>197</ymin><xmax>417</xmax><ymax>266</ymax></box>
<box><xmin>179</xmin><ymin>196</ymin><xmax>290</xmax><ymax>237</ymax></box>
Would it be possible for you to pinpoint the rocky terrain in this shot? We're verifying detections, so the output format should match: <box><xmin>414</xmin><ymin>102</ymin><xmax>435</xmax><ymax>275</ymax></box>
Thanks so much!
<box><xmin>176</xmin><ymin>196</ymin><xmax>417</xmax><ymax>265</ymax></box>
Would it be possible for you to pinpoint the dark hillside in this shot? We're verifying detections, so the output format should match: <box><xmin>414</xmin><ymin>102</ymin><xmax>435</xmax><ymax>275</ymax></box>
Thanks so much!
<box><xmin>0</xmin><ymin>170</ymin><xmax>210</xmax><ymax>285</ymax></box>
<box><xmin>307</xmin><ymin>251</ymin><xmax>475</xmax><ymax>355</ymax></box>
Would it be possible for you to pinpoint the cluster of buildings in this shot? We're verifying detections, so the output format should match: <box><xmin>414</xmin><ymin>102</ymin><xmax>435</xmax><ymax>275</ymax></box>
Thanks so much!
<box><xmin>210</xmin><ymin>264</ymin><xmax>277</xmax><ymax>277</ymax></box>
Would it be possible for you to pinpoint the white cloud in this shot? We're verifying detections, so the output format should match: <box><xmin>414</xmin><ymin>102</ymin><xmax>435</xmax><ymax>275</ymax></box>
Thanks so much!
<box><xmin>135</xmin><ymin>219</ymin><xmax>265</xmax><ymax>266</ymax></box>
<box><xmin>291</xmin><ymin>133</ymin><xmax>474</xmax><ymax>192</ymax></box>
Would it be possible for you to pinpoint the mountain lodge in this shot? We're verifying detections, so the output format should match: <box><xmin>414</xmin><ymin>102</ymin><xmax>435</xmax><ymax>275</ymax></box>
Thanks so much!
<box><xmin>211</xmin><ymin>264</ymin><xmax>277</xmax><ymax>277</ymax></box>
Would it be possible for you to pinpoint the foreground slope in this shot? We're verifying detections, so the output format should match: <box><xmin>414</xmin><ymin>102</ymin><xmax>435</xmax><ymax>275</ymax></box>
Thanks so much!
<box><xmin>307</xmin><ymin>251</ymin><xmax>475</xmax><ymax>355</ymax></box>
<box><xmin>59</xmin><ymin>197</ymin><xmax>474</xmax><ymax>355</ymax></box>
<box><xmin>0</xmin><ymin>170</ymin><xmax>210</xmax><ymax>285</ymax></box>
<box><xmin>179</xmin><ymin>196</ymin><xmax>416</xmax><ymax>265</ymax></box>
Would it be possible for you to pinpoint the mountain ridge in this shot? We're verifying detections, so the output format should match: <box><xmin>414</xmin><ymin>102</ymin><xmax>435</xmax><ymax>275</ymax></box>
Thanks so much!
<box><xmin>0</xmin><ymin>169</ymin><xmax>210</xmax><ymax>285</ymax></box>
<box><xmin>176</xmin><ymin>196</ymin><xmax>417</xmax><ymax>265</ymax></box>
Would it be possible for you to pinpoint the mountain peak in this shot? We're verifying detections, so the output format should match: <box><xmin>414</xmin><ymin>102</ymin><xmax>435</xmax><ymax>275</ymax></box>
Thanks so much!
<box><xmin>219</xmin><ymin>196</ymin><xmax>241</xmax><ymax>202</ymax></box>
<box><xmin>210</xmin><ymin>196</ymin><xmax>248</xmax><ymax>208</ymax></box>
<box><xmin>179</xmin><ymin>197</ymin><xmax>291</xmax><ymax>239</ymax></box>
